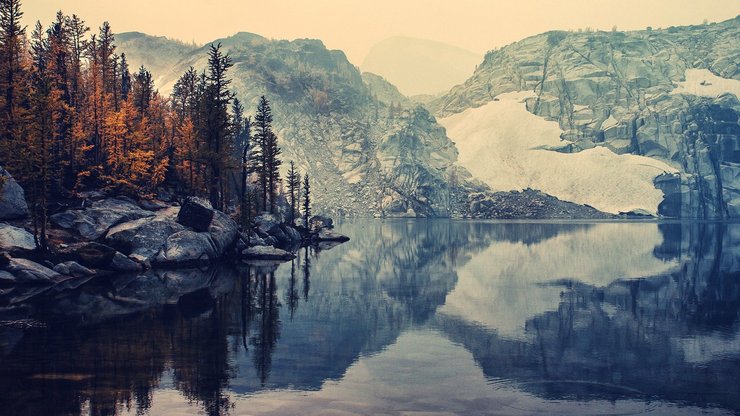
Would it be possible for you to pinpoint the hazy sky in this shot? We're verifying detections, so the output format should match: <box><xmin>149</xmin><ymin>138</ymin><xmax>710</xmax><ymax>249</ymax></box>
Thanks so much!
<box><xmin>23</xmin><ymin>0</ymin><xmax>740</xmax><ymax>65</ymax></box>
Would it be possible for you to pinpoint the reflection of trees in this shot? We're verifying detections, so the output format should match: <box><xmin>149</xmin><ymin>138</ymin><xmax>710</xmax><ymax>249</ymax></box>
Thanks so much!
<box><xmin>251</xmin><ymin>271</ymin><xmax>281</xmax><ymax>386</ymax></box>
<box><xmin>285</xmin><ymin>260</ymin><xmax>300</xmax><ymax>320</ymax></box>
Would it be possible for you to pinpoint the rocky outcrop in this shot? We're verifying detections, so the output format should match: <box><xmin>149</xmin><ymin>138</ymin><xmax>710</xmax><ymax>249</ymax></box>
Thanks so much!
<box><xmin>0</xmin><ymin>167</ymin><xmax>29</xmax><ymax>220</ymax></box>
<box><xmin>50</xmin><ymin>198</ymin><xmax>155</xmax><ymax>240</ymax></box>
<box><xmin>105</xmin><ymin>214</ymin><xmax>186</xmax><ymax>262</ymax></box>
<box><xmin>466</xmin><ymin>190</ymin><xmax>614</xmax><ymax>219</ymax></box>
<box><xmin>433</xmin><ymin>17</ymin><xmax>740</xmax><ymax>218</ymax></box>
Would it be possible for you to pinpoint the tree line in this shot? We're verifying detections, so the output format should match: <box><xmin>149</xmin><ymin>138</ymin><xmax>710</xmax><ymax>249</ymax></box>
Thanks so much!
<box><xmin>0</xmin><ymin>1</ymin><xmax>314</xmax><ymax>249</ymax></box>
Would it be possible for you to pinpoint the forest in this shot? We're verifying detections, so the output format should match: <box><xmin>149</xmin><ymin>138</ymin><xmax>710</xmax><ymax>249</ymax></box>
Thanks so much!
<box><xmin>0</xmin><ymin>0</ymin><xmax>310</xmax><ymax>250</ymax></box>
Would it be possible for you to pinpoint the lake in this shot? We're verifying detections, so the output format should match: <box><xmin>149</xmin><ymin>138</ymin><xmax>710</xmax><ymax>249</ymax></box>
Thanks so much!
<box><xmin>1</xmin><ymin>220</ymin><xmax>739</xmax><ymax>415</ymax></box>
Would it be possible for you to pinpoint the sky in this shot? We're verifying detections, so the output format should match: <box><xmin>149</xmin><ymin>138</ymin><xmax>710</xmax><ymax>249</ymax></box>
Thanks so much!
<box><xmin>22</xmin><ymin>0</ymin><xmax>740</xmax><ymax>65</ymax></box>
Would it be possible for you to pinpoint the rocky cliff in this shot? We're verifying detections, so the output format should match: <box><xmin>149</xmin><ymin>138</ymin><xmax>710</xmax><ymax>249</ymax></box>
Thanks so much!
<box><xmin>433</xmin><ymin>16</ymin><xmax>740</xmax><ymax>218</ymax></box>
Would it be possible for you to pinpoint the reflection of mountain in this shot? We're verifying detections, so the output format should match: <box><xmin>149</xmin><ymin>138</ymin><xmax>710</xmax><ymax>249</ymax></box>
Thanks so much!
<box><xmin>436</xmin><ymin>222</ymin><xmax>740</xmax><ymax>412</ymax></box>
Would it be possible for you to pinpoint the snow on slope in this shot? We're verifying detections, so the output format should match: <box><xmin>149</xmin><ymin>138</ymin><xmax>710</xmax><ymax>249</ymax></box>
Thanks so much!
<box><xmin>672</xmin><ymin>68</ymin><xmax>740</xmax><ymax>98</ymax></box>
<box><xmin>439</xmin><ymin>92</ymin><xmax>678</xmax><ymax>214</ymax></box>
<box><xmin>439</xmin><ymin>223</ymin><xmax>678</xmax><ymax>340</ymax></box>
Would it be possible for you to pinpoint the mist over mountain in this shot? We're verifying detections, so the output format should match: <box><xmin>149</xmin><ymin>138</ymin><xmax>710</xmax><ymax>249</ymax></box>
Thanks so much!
<box><xmin>361</xmin><ymin>36</ymin><xmax>481</xmax><ymax>96</ymax></box>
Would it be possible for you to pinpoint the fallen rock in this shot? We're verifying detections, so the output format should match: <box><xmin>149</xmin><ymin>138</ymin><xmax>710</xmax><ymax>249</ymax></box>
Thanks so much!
<box><xmin>0</xmin><ymin>167</ymin><xmax>29</xmax><ymax>220</ymax></box>
<box><xmin>153</xmin><ymin>231</ymin><xmax>216</xmax><ymax>266</ymax></box>
<box><xmin>0</xmin><ymin>223</ymin><xmax>35</xmax><ymax>252</ymax></box>
<box><xmin>53</xmin><ymin>261</ymin><xmax>96</xmax><ymax>277</ymax></box>
<box><xmin>177</xmin><ymin>197</ymin><xmax>214</xmax><ymax>232</ymax></box>
<box><xmin>242</xmin><ymin>246</ymin><xmax>296</xmax><ymax>260</ymax></box>
<box><xmin>3</xmin><ymin>257</ymin><xmax>64</xmax><ymax>284</ymax></box>
<box><xmin>50</xmin><ymin>197</ymin><xmax>154</xmax><ymax>240</ymax></box>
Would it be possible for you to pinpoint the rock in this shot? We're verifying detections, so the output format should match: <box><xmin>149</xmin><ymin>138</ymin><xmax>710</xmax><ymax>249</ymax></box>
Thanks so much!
<box><xmin>242</xmin><ymin>246</ymin><xmax>296</xmax><ymax>260</ymax></box>
<box><xmin>109</xmin><ymin>252</ymin><xmax>142</xmax><ymax>272</ymax></box>
<box><xmin>281</xmin><ymin>224</ymin><xmax>302</xmax><ymax>242</ymax></box>
<box><xmin>3</xmin><ymin>257</ymin><xmax>64</xmax><ymax>284</ymax></box>
<box><xmin>56</xmin><ymin>242</ymin><xmax>118</xmax><ymax>268</ymax></box>
<box><xmin>0</xmin><ymin>167</ymin><xmax>29</xmax><ymax>220</ymax></box>
<box><xmin>50</xmin><ymin>198</ymin><xmax>155</xmax><ymax>240</ymax></box>
<box><xmin>53</xmin><ymin>261</ymin><xmax>96</xmax><ymax>277</ymax></box>
<box><xmin>177</xmin><ymin>197</ymin><xmax>214</xmax><ymax>232</ymax></box>
<box><xmin>309</xmin><ymin>215</ymin><xmax>334</xmax><ymax>231</ymax></box>
<box><xmin>254</xmin><ymin>214</ymin><xmax>281</xmax><ymax>237</ymax></box>
<box><xmin>139</xmin><ymin>199</ymin><xmax>169</xmax><ymax>211</ymax></box>
<box><xmin>153</xmin><ymin>231</ymin><xmax>216</xmax><ymax>266</ymax></box>
<box><xmin>208</xmin><ymin>210</ymin><xmax>238</xmax><ymax>256</ymax></box>
<box><xmin>0</xmin><ymin>223</ymin><xmax>35</xmax><ymax>252</ymax></box>
<box><xmin>316</xmin><ymin>229</ymin><xmax>350</xmax><ymax>242</ymax></box>
<box><xmin>105</xmin><ymin>216</ymin><xmax>186</xmax><ymax>262</ymax></box>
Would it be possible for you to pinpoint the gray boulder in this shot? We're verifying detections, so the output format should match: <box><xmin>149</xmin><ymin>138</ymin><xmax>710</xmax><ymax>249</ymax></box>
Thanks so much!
<box><xmin>0</xmin><ymin>223</ymin><xmax>35</xmax><ymax>252</ymax></box>
<box><xmin>105</xmin><ymin>216</ymin><xmax>186</xmax><ymax>262</ymax></box>
<box><xmin>242</xmin><ymin>246</ymin><xmax>296</xmax><ymax>260</ymax></box>
<box><xmin>4</xmin><ymin>257</ymin><xmax>64</xmax><ymax>284</ymax></box>
<box><xmin>316</xmin><ymin>229</ymin><xmax>350</xmax><ymax>242</ymax></box>
<box><xmin>51</xmin><ymin>197</ymin><xmax>154</xmax><ymax>240</ymax></box>
<box><xmin>208</xmin><ymin>210</ymin><xmax>238</xmax><ymax>256</ymax></box>
<box><xmin>0</xmin><ymin>167</ymin><xmax>29</xmax><ymax>220</ymax></box>
<box><xmin>56</xmin><ymin>242</ymin><xmax>118</xmax><ymax>268</ymax></box>
<box><xmin>153</xmin><ymin>231</ymin><xmax>217</xmax><ymax>266</ymax></box>
<box><xmin>109</xmin><ymin>252</ymin><xmax>142</xmax><ymax>272</ymax></box>
<box><xmin>53</xmin><ymin>261</ymin><xmax>96</xmax><ymax>277</ymax></box>
<box><xmin>177</xmin><ymin>197</ymin><xmax>214</xmax><ymax>232</ymax></box>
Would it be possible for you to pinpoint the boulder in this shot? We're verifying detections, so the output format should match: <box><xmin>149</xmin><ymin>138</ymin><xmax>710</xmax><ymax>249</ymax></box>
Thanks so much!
<box><xmin>53</xmin><ymin>261</ymin><xmax>96</xmax><ymax>277</ymax></box>
<box><xmin>50</xmin><ymin>197</ymin><xmax>154</xmax><ymax>240</ymax></box>
<box><xmin>56</xmin><ymin>242</ymin><xmax>118</xmax><ymax>268</ymax></box>
<box><xmin>153</xmin><ymin>231</ymin><xmax>216</xmax><ymax>266</ymax></box>
<box><xmin>316</xmin><ymin>229</ymin><xmax>350</xmax><ymax>242</ymax></box>
<box><xmin>0</xmin><ymin>167</ymin><xmax>29</xmax><ymax>220</ymax></box>
<box><xmin>3</xmin><ymin>257</ymin><xmax>64</xmax><ymax>285</ymax></box>
<box><xmin>0</xmin><ymin>223</ymin><xmax>35</xmax><ymax>252</ymax></box>
<box><xmin>177</xmin><ymin>197</ymin><xmax>214</xmax><ymax>232</ymax></box>
<box><xmin>138</xmin><ymin>199</ymin><xmax>169</xmax><ymax>211</ymax></box>
<box><xmin>105</xmin><ymin>216</ymin><xmax>186</xmax><ymax>262</ymax></box>
<box><xmin>254</xmin><ymin>214</ymin><xmax>281</xmax><ymax>237</ymax></box>
<box><xmin>109</xmin><ymin>252</ymin><xmax>142</xmax><ymax>272</ymax></box>
<box><xmin>241</xmin><ymin>246</ymin><xmax>296</xmax><ymax>261</ymax></box>
<box><xmin>208</xmin><ymin>210</ymin><xmax>238</xmax><ymax>256</ymax></box>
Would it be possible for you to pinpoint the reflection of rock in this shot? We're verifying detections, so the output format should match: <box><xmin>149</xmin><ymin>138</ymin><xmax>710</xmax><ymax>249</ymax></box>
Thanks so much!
<box><xmin>0</xmin><ymin>167</ymin><xmax>28</xmax><ymax>220</ymax></box>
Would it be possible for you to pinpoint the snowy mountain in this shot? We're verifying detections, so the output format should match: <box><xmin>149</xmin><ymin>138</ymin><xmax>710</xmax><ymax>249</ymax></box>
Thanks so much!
<box><xmin>361</xmin><ymin>36</ymin><xmax>481</xmax><ymax>96</ymax></box>
<box><xmin>433</xmin><ymin>17</ymin><xmax>740</xmax><ymax>218</ymax></box>
<box><xmin>117</xmin><ymin>32</ymin><xmax>465</xmax><ymax>217</ymax></box>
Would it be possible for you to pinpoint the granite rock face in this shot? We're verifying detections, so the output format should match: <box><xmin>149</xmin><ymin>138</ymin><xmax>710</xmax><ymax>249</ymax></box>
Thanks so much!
<box><xmin>433</xmin><ymin>17</ymin><xmax>740</xmax><ymax>218</ymax></box>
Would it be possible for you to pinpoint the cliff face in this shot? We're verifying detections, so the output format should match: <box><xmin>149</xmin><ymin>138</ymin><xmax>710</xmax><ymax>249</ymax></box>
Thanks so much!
<box><xmin>433</xmin><ymin>17</ymin><xmax>740</xmax><ymax>218</ymax></box>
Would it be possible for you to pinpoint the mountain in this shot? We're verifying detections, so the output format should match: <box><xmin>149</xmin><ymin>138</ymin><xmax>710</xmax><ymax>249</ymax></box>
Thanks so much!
<box><xmin>117</xmin><ymin>32</ymin><xmax>464</xmax><ymax>217</ymax></box>
<box><xmin>115</xmin><ymin>32</ymin><xmax>198</xmax><ymax>86</ymax></box>
<box><xmin>361</xmin><ymin>36</ymin><xmax>481</xmax><ymax>96</ymax></box>
<box><xmin>433</xmin><ymin>17</ymin><xmax>740</xmax><ymax>218</ymax></box>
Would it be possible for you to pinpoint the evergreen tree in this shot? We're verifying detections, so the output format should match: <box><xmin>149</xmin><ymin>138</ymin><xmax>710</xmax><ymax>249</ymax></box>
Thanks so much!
<box><xmin>254</xmin><ymin>95</ymin><xmax>272</xmax><ymax>211</ymax></box>
<box><xmin>0</xmin><ymin>0</ymin><xmax>26</xmax><ymax>159</ymax></box>
<box><xmin>302</xmin><ymin>173</ymin><xmax>311</xmax><ymax>230</ymax></box>
<box><xmin>265</xmin><ymin>131</ymin><xmax>281</xmax><ymax>214</ymax></box>
<box><xmin>119</xmin><ymin>52</ymin><xmax>130</xmax><ymax>100</ymax></box>
<box><xmin>286</xmin><ymin>161</ymin><xmax>299</xmax><ymax>225</ymax></box>
<box><xmin>203</xmin><ymin>42</ymin><xmax>233</xmax><ymax>210</ymax></box>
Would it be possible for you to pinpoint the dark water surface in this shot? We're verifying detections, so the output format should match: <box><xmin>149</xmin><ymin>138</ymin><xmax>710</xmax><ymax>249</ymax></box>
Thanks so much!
<box><xmin>1</xmin><ymin>220</ymin><xmax>739</xmax><ymax>415</ymax></box>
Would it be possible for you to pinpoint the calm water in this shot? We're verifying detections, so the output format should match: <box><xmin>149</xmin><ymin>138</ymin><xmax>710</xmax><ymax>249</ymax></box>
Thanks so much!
<box><xmin>1</xmin><ymin>220</ymin><xmax>739</xmax><ymax>415</ymax></box>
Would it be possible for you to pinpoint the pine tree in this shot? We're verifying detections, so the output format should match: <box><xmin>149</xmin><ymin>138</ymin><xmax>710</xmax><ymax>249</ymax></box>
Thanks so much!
<box><xmin>302</xmin><ymin>173</ymin><xmax>311</xmax><ymax>230</ymax></box>
<box><xmin>119</xmin><ymin>52</ymin><xmax>130</xmax><ymax>101</ymax></box>
<box><xmin>265</xmin><ymin>131</ymin><xmax>281</xmax><ymax>214</ymax></box>
<box><xmin>286</xmin><ymin>161</ymin><xmax>299</xmax><ymax>225</ymax></box>
<box><xmin>0</xmin><ymin>0</ymin><xmax>26</xmax><ymax>160</ymax></box>
<box><xmin>254</xmin><ymin>95</ymin><xmax>272</xmax><ymax>211</ymax></box>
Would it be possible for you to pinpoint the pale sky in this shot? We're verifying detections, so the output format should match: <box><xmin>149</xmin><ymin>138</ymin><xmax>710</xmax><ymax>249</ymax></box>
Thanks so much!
<box><xmin>22</xmin><ymin>0</ymin><xmax>740</xmax><ymax>65</ymax></box>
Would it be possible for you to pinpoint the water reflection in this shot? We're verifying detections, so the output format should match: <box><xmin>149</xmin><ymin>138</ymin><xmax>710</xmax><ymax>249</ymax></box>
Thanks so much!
<box><xmin>0</xmin><ymin>220</ymin><xmax>738</xmax><ymax>415</ymax></box>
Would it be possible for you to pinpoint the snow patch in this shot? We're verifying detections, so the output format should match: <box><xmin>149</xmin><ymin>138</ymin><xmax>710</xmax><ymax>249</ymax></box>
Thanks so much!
<box><xmin>672</xmin><ymin>68</ymin><xmax>740</xmax><ymax>98</ymax></box>
<box><xmin>439</xmin><ymin>91</ymin><xmax>677</xmax><ymax>214</ymax></box>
